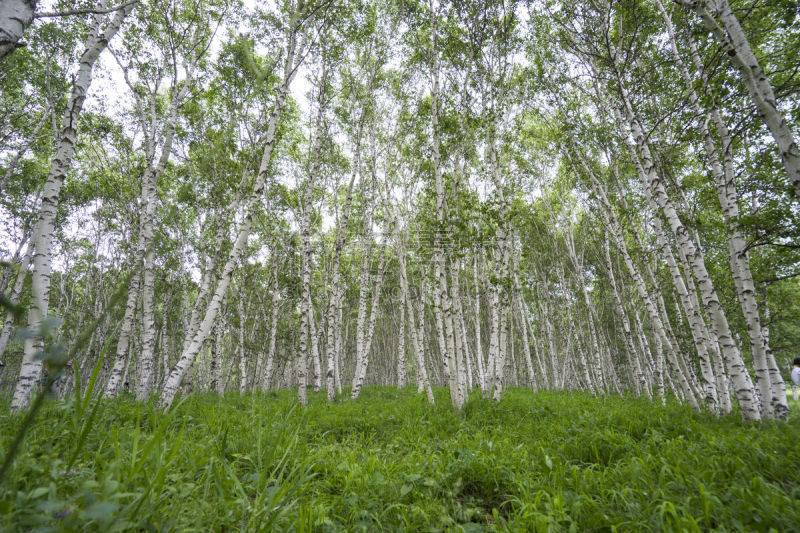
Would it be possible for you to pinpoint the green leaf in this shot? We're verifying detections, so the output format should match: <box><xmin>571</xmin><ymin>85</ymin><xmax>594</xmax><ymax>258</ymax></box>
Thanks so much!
<box><xmin>27</xmin><ymin>487</ymin><xmax>50</xmax><ymax>499</ymax></box>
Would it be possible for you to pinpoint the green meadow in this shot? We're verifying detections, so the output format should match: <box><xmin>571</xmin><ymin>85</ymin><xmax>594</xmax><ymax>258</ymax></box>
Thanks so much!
<box><xmin>2</xmin><ymin>388</ymin><xmax>799</xmax><ymax>532</ymax></box>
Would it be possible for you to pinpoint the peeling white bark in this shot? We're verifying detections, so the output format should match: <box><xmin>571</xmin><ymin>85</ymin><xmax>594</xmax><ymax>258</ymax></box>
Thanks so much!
<box><xmin>0</xmin><ymin>0</ymin><xmax>35</xmax><ymax>61</ymax></box>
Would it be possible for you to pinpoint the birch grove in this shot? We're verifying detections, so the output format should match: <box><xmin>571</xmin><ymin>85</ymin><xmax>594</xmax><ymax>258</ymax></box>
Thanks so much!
<box><xmin>1</xmin><ymin>0</ymin><xmax>798</xmax><ymax>421</ymax></box>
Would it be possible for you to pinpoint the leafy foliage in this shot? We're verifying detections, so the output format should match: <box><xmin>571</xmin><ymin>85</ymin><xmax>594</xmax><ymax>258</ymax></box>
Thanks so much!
<box><xmin>2</xmin><ymin>388</ymin><xmax>799</xmax><ymax>531</ymax></box>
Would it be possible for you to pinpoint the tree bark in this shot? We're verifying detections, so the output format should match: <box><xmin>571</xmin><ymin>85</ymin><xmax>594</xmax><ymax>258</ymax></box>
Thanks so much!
<box><xmin>602</xmin><ymin>50</ymin><xmax>761</xmax><ymax>418</ymax></box>
<box><xmin>660</xmin><ymin>1</ymin><xmax>787</xmax><ymax>417</ymax></box>
<box><xmin>12</xmin><ymin>1</ymin><xmax>135</xmax><ymax>409</ymax></box>
<box><xmin>262</xmin><ymin>270</ymin><xmax>280</xmax><ymax>391</ymax></box>
<box><xmin>398</xmin><ymin>244</ymin><xmax>434</xmax><ymax>403</ymax></box>
<box><xmin>0</xmin><ymin>246</ymin><xmax>31</xmax><ymax>362</ymax></box>
<box><xmin>603</xmin><ymin>235</ymin><xmax>647</xmax><ymax>397</ymax></box>
<box><xmin>351</xmin><ymin>242</ymin><xmax>387</xmax><ymax>399</ymax></box>
<box><xmin>0</xmin><ymin>0</ymin><xmax>36</xmax><ymax>61</ymax></box>
<box><xmin>676</xmin><ymin>0</ymin><xmax>800</xmax><ymax>198</ymax></box>
<box><xmin>159</xmin><ymin>10</ymin><xmax>308</xmax><ymax>408</ymax></box>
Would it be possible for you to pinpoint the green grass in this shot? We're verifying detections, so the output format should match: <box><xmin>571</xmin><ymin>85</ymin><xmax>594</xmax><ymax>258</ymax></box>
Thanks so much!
<box><xmin>2</xmin><ymin>388</ymin><xmax>800</xmax><ymax>532</ymax></box>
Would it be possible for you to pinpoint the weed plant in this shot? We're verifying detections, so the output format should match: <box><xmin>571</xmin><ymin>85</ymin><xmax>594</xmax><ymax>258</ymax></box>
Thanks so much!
<box><xmin>1</xmin><ymin>387</ymin><xmax>799</xmax><ymax>531</ymax></box>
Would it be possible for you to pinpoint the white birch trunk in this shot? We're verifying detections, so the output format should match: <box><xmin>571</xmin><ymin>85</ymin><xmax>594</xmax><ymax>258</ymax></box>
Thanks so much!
<box><xmin>0</xmin><ymin>246</ymin><xmax>31</xmax><ymax>361</ymax></box>
<box><xmin>324</xmin><ymin>63</ymin><xmax>375</xmax><ymax>400</ymax></box>
<box><xmin>515</xmin><ymin>300</ymin><xmax>534</xmax><ymax>388</ymax></box>
<box><xmin>550</xmin><ymin>27</ymin><xmax>739</xmax><ymax>410</ymax></box>
<box><xmin>612</xmin><ymin>125</ymin><xmax>717</xmax><ymax>408</ymax></box>
<box><xmin>135</xmin><ymin>58</ymin><xmax>197</xmax><ymax>401</ymax></box>
<box><xmin>416</xmin><ymin>279</ymin><xmax>429</xmax><ymax>385</ymax></box>
<box><xmin>429</xmin><ymin>4</ymin><xmax>458</xmax><ymax>405</ymax></box>
<box><xmin>487</xmin><ymin>119</ymin><xmax>511</xmax><ymax>402</ymax></box>
<box><xmin>538</xmin><ymin>296</ymin><xmax>559</xmax><ymax>388</ymax></box>
<box><xmin>448</xmin><ymin>258</ymin><xmax>465</xmax><ymax>407</ymax></box>
<box><xmin>563</xmin><ymin>224</ymin><xmax>602</xmax><ymax>394</ymax></box>
<box><xmin>432</xmin><ymin>273</ymin><xmax>448</xmax><ymax>384</ymax></box>
<box><xmin>452</xmin><ymin>263</ymin><xmax>473</xmax><ymax>393</ymax></box>
<box><xmin>335</xmin><ymin>308</ymin><xmax>343</xmax><ymax>395</ymax></box>
<box><xmin>351</xmin><ymin>243</ymin><xmax>387</xmax><ymax>399</ymax></box>
<box><xmin>665</xmin><ymin>5</ymin><xmax>788</xmax><ymax>417</ymax></box>
<box><xmin>603</xmin><ymin>235</ymin><xmax>647</xmax><ymax>397</ymax></box>
<box><xmin>12</xmin><ymin>1</ymin><xmax>135</xmax><ymax>409</ymax></box>
<box><xmin>494</xmin><ymin>292</ymin><xmax>511</xmax><ymax>401</ymax></box>
<box><xmin>676</xmin><ymin>0</ymin><xmax>800</xmax><ymax>198</ymax></box>
<box><xmin>262</xmin><ymin>271</ymin><xmax>280</xmax><ymax>390</ymax></box>
<box><xmin>238</xmin><ymin>288</ymin><xmax>247</xmax><ymax>394</ymax></box>
<box><xmin>512</xmin><ymin>278</ymin><xmax>535</xmax><ymax>388</ymax></box>
<box><xmin>566</xmin><ymin>146</ymin><xmax>694</xmax><ymax>406</ymax></box>
<box><xmin>679</xmin><ymin>244</ymin><xmax>733</xmax><ymax>414</ymax></box>
<box><xmin>210</xmin><ymin>320</ymin><xmax>224</xmax><ymax>395</ymax></box>
<box><xmin>396</xmin><ymin>294</ymin><xmax>406</xmax><ymax>388</ymax></box>
<box><xmin>298</xmin><ymin>206</ymin><xmax>312</xmax><ymax>405</ymax></box>
<box><xmin>487</xmin><ymin>285</ymin><xmax>499</xmax><ymax>398</ymax></box>
<box><xmin>254</xmin><ymin>291</ymin><xmax>269</xmax><ymax>386</ymax></box>
<box><xmin>654</xmin><ymin>220</ymin><xmax>718</xmax><ymax>408</ymax></box>
<box><xmin>352</xmin><ymin>235</ymin><xmax>372</xmax><ymax>396</ymax></box>
<box><xmin>108</xmin><ymin>54</ymin><xmax>215</xmax><ymax>400</ymax></box>
<box><xmin>324</xmin><ymin>265</ymin><xmax>342</xmax><ymax>400</ymax></box>
<box><xmin>602</xmin><ymin>56</ymin><xmax>761</xmax><ymax>417</ymax></box>
<box><xmin>460</xmin><ymin>308</ymin><xmax>473</xmax><ymax>392</ymax></box>
<box><xmin>399</xmin><ymin>248</ymin><xmax>434</xmax><ymax>403</ymax></box>
<box><xmin>311</xmin><ymin>304</ymin><xmax>321</xmax><ymax>392</ymax></box>
<box><xmin>0</xmin><ymin>0</ymin><xmax>35</xmax><ymax>61</ymax></box>
<box><xmin>528</xmin><ymin>312</ymin><xmax>547</xmax><ymax>390</ymax></box>
<box><xmin>631</xmin><ymin>306</ymin><xmax>656</xmax><ymax>392</ymax></box>
<box><xmin>298</xmin><ymin>66</ymin><xmax>329</xmax><ymax>403</ymax></box>
<box><xmin>472</xmin><ymin>254</ymin><xmax>486</xmax><ymax>393</ymax></box>
<box><xmin>158</xmin><ymin>10</ymin><xmax>311</xmax><ymax>408</ymax></box>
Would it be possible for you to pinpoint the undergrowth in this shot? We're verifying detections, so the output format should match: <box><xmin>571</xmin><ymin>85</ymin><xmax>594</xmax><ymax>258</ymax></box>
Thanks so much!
<box><xmin>1</xmin><ymin>388</ymin><xmax>799</xmax><ymax>531</ymax></box>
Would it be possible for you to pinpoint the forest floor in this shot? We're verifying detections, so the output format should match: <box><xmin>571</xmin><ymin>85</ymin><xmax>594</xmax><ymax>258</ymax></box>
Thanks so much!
<box><xmin>1</xmin><ymin>387</ymin><xmax>799</xmax><ymax>532</ymax></box>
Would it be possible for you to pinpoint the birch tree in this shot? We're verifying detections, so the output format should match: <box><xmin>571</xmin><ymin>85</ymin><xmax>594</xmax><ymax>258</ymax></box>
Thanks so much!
<box><xmin>159</xmin><ymin>0</ymin><xmax>328</xmax><ymax>409</ymax></box>
<box><xmin>12</xmin><ymin>1</ymin><xmax>136</xmax><ymax>409</ymax></box>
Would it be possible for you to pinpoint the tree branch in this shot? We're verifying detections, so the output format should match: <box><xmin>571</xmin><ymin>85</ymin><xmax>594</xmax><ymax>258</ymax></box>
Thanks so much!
<box><xmin>34</xmin><ymin>0</ymin><xmax>139</xmax><ymax>19</ymax></box>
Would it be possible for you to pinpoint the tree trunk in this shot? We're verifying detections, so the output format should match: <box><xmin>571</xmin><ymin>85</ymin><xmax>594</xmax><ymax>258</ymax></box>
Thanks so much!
<box><xmin>298</xmin><ymin>205</ymin><xmax>312</xmax><ymax>405</ymax></box>
<box><xmin>351</xmin><ymin>234</ymin><xmax>373</xmax><ymax>397</ymax></box>
<box><xmin>0</xmin><ymin>0</ymin><xmax>35</xmax><ymax>61</ymax></box>
<box><xmin>472</xmin><ymin>254</ymin><xmax>486</xmax><ymax>393</ymax></box>
<box><xmin>568</xmin><ymin>145</ymin><xmax>696</xmax><ymax>408</ymax></box>
<box><xmin>12</xmin><ymin>2</ymin><xmax>135</xmax><ymax>409</ymax></box>
<box><xmin>676</xmin><ymin>0</ymin><xmax>800</xmax><ymax>198</ymax></box>
<box><xmin>396</xmin><ymin>292</ymin><xmax>406</xmax><ymax>388</ymax></box>
<box><xmin>158</xmin><ymin>11</ymin><xmax>309</xmax><ymax>408</ymax></box>
<box><xmin>399</xmin><ymin>246</ymin><xmax>434</xmax><ymax>403</ymax></box>
<box><xmin>351</xmin><ymin>243</ymin><xmax>387</xmax><ymax>399</ymax></box>
<box><xmin>603</xmin><ymin>59</ymin><xmax>760</xmax><ymax>418</ymax></box>
<box><xmin>238</xmin><ymin>286</ymin><xmax>248</xmax><ymax>394</ymax></box>
<box><xmin>0</xmin><ymin>246</ymin><xmax>31</xmax><ymax>361</ymax></box>
<box><xmin>603</xmin><ymin>235</ymin><xmax>647</xmax><ymax>397</ymax></box>
<box><xmin>262</xmin><ymin>271</ymin><xmax>280</xmax><ymax>391</ymax></box>
<box><xmin>134</xmin><ymin>57</ymin><xmax>197</xmax><ymax>402</ymax></box>
<box><xmin>661</xmin><ymin>3</ymin><xmax>787</xmax><ymax>417</ymax></box>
